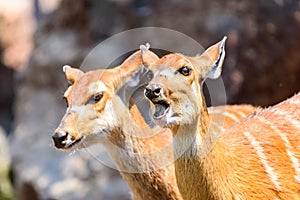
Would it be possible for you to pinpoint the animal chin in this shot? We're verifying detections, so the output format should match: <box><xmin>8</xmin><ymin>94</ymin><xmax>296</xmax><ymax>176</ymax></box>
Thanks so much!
<box><xmin>153</xmin><ymin>100</ymin><xmax>170</xmax><ymax>120</ymax></box>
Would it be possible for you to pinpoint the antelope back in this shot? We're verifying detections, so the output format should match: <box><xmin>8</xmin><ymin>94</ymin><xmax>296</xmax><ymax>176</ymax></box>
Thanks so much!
<box><xmin>217</xmin><ymin>93</ymin><xmax>300</xmax><ymax>198</ymax></box>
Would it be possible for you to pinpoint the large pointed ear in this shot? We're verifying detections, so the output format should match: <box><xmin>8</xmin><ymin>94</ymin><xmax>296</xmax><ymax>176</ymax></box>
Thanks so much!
<box><xmin>190</xmin><ymin>36</ymin><xmax>227</xmax><ymax>80</ymax></box>
<box><xmin>112</xmin><ymin>44</ymin><xmax>159</xmax><ymax>89</ymax></box>
<box><xmin>140</xmin><ymin>43</ymin><xmax>159</xmax><ymax>67</ymax></box>
<box><xmin>63</xmin><ymin>65</ymin><xmax>84</xmax><ymax>84</ymax></box>
<box><xmin>112</xmin><ymin>50</ymin><xmax>142</xmax><ymax>89</ymax></box>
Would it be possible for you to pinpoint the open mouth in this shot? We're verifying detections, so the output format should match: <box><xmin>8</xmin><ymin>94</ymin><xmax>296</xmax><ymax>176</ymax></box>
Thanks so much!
<box><xmin>65</xmin><ymin>136</ymin><xmax>84</xmax><ymax>149</ymax></box>
<box><xmin>153</xmin><ymin>100</ymin><xmax>170</xmax><ymax>119</ymax></box>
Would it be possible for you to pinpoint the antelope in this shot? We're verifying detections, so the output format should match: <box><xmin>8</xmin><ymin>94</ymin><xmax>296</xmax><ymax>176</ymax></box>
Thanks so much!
<box><xmin>52</xmin><ymin>49</ymin><xmax>184</xmax><ymax>200</ymax></box>
<box><xmin>144</xmin><ymin>37</ymin><xmax>300</xmax><ymax>199</ymax></box>
<box><xmin>52</xmin><ymin>46</ymin><xmax>255</xmax><ymax>200</ymax></box>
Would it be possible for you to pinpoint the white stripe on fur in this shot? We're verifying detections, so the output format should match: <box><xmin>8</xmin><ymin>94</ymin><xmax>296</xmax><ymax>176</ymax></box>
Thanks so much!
<box><xmin>244</xmin><ymin>131</ymin><xmax>281</xmax><ymax>189</ymax></box>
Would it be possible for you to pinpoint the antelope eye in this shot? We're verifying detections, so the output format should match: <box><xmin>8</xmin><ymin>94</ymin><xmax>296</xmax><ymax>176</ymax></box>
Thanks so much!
<box><xmin>178</xmin><ymin>66</ymin><xmax>191</xmax><ymax>76</ymax></box>
<box><xmin>93</xmin><ymin>92</ymin><xmax>103</xmax><ymax>103</ymax></box>
<box><xmin>87</xmin><ymin>92</ymin><xmax>103</xmax><ymax>104</ymax></box>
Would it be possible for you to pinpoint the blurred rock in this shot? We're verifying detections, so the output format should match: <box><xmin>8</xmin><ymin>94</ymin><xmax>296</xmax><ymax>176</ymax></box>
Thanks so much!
<box><xmin>0</xmin><ymin>127</ymin><xmax>14</xmax><ymax>200</ymax></box>
<box><xmin>0</xmin><ymin>0</ymin><xmax>35</xmax><ymax>70</ymax></box>
<box><xmin>0</xmin><ymin>0</ymin><xmax>62</xmax><ymax>70</ymax></box>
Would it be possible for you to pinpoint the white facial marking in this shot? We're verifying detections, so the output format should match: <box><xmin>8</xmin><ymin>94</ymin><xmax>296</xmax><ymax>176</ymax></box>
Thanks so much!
<box><xmin>69</xmin><ymin>100</ymin><xmax>116</xmax><ymax>140</ymax></box>
<box><xmin>89</xmin><ymin>81</ymin><xmax>108</xmax><ymax>95</ymax></box>
<box><xmin>191</xmin><ymin>81</ymin><xmax>199</xmax><ymax>95</ymax></box>
<box><xmin>156</xmin><ymin>69</ymin><xmax>175</xmax><ymax>79</ymax></box>
<box><xmin>94</xmin><ymin>100</ymin><xmax>116</xmax><ymax>133</ymax></box>
<box><xmin>70</xmin><ymin>105</ymin><xmax>85</xmax><ymax>113</ymax></box>
<box><xmin>243</xmin><ymin>131</ymin><xmax>281</xmax><ymax>189</ymax></box>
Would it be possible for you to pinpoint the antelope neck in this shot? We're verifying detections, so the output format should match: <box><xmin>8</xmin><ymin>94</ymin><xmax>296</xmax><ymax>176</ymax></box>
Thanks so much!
<box><xmin>104</xmin><ymin>97</ymin><xmax>182</xmax><ymax>200</ymax></box>
<box><xmin>171</xmin><ymin>99</ymin><xmax>234</xmax><ymax>199</ymax></box>
<box><xmin>171</xmin><ymin>97</ymin><xmax>212</xmax><ymax>159</ymax></box>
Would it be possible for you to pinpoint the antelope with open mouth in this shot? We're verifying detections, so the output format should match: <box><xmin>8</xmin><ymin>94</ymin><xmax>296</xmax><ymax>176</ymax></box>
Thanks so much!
<box><xmin>145</xmin><ymin>37</ymin><xmax>300</xmax><ymax>199</ymax></box>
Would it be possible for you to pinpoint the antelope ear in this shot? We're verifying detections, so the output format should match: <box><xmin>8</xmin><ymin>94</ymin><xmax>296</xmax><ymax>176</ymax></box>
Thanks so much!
<box><xmin>140</xmin><ymin>43</ymin><xmax>159</xmax><ymax>67</ymax></box>
<box><xmin>113</xmin><ymin>50</ymin><xmax>142</xmax><ymax>86</ymax></box>
<box><xmin>191</xmin><ymin>36</ymin><xmax>227</xmax><ymax>80</ymax></box>
<box><xmin>112</xmin><ymin>44</ymin><xmax>159</xmax><ymax>89</ymax></box>
<box><xmin>63</xmin><ymin>65</ymin><xmax>84</xmax><ymax>84</ymax></box>
<box><xmin>139</xmin><ymin>43</ymin><xmax>159</xmax><ymax>83</ymax></box>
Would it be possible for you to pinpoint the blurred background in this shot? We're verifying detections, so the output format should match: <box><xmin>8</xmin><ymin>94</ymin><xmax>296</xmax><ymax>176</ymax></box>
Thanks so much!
<box><xmin>0</xmin><ymin>0</ymin><xmax>299</xmax><ymax>199</ymax></box>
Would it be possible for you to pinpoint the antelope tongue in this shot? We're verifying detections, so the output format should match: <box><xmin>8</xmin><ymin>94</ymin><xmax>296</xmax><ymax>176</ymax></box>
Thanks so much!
<box><xmin>153</xmin><ymin>101</ymin><xmax>169</xmax><ymax>119</ymax></box>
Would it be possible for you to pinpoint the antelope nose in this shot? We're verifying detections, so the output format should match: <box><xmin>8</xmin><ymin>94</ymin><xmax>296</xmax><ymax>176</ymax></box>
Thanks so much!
<box><xmin>145</xmin><ymin>84</ymin><xmax>162</xmax><ymax>100</ymax></box>
<box><xmin>52</xmin><ymin>130</ymin><xmax>68</xmax><ymax>148</ymax></box>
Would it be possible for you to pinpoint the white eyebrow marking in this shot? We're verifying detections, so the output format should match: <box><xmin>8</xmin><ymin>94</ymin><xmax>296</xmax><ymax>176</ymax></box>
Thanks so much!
<box><xmin>70</xmin><ymin>105</ymin><xmax>85</xmax><ymax>114</ymax></box>
<box><xmin>89</xmin><ymin>81</ymin><xmax>108</xmax><ymax>94</ymax></box>
<box><xmin>157</xmin><ymin>69</ymin><xmax>176</xmax><ymax>78</ymax></box>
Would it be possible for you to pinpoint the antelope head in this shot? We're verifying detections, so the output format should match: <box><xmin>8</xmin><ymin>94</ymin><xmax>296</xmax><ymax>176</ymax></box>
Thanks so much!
<box><xmin>52</xmin><ymin>48</ymin><xmax>159</xmax><ymax>151</ymax></box>
<box><xmin>144</xmin><ymin>37</ymin><xmax>227</xmax><ymax>129</ymax></box>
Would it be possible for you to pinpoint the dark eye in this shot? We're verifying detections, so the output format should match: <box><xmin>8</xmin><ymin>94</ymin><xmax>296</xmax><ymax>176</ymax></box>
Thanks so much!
<box><xmin>178</xmin><ymin>66</ymin><xmax>191</xmax><ymax>76</ymax></box>
<box><xmin>87</xmin><ymin>92</ymin><xmax>103</xmax><ymax>105</ymax></box>
<box><xmin>92</xmin><ymin>92</ymin><xmax>103</xmax><ymax>103</ymax></box>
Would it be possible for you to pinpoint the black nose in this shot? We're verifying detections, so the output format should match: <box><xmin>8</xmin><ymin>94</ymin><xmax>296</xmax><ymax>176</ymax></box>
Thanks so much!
<box><xmin>52</xmin><ymin>130</ymin><xmax>68</xmax><ymax>148</ymax></box>
<box><xmin>145</xmin><ymin>84</ymin><xmax>162</xmax><ymax>100</ymax></box>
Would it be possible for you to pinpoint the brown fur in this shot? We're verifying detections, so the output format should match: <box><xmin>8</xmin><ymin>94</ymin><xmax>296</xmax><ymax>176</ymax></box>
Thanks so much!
<box><xmin>55</xmin><ymin>50</ymin><xmax>183</xmax><ymax>200</ymax></box>
<box><xmin>54</xmin><ymin>49</ymin><xmax>256</xmax><ymax>200</ymax></box>
<box><xmin>145</xmin><ymin>38</ymin><xmax>300</xmax><ymax>199</ymax></box>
